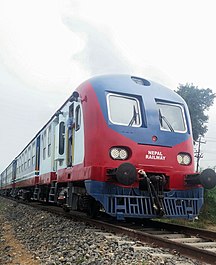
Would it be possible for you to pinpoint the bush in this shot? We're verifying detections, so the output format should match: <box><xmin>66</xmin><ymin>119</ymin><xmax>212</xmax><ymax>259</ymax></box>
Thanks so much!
<box><xmin>199</xmin><ymin>187</ymin><xmax>216</xmax><ymax>224</ymax></box>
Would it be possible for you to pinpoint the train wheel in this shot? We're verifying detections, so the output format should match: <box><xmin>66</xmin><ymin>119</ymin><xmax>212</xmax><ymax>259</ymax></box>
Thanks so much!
<box><xmin>62</xmin><ymin>204</ymin><xmax>70</xmax><ymax>212</ymax></box>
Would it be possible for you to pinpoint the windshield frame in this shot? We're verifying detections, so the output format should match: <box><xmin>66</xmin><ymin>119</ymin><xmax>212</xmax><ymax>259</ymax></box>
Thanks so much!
<box><xmin>107</xmin><ymin>93</ymin><xmax>142</xmax><ymax>127</ymax></box>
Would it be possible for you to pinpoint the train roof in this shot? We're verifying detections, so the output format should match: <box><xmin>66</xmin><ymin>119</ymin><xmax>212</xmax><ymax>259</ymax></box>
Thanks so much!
<box><xmin>86</xmin><ymin>74</ymin><xmax>185</xmax><ymax>105</ymax></box>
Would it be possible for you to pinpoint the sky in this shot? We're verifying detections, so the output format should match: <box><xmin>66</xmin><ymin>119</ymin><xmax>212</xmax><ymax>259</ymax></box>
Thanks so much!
<box><xmin>0</xmin><ymin>0</ymin><xmax>216</xmax><ymax>172</ymax></box>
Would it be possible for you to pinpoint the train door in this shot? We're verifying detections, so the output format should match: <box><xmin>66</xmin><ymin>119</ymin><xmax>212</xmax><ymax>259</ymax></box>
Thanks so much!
<box><xmin>67</xmin><ymin>101</ymin><xmax>84</xmax><ymax>167</ymax></box>
<box><xmin>54</xmin><ymin>114</ymin><xmax>66</xmax><ymax>167</ymax></box>
<box><xmin>67</xmin><ymin>103</ymin><xmax>74</xmax><ymax>167</ymax></box>
<box><xmin>74</xmin><ymin>102</ymin><xmax>84</xmax><ymax>165</ymax></box>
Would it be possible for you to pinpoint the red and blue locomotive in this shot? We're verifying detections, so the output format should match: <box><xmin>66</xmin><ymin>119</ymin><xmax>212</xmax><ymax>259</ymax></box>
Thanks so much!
<box><xmin>1</xmin><ymin>75</ymin><xmax>216</xmax><ymax>220</ymax></box>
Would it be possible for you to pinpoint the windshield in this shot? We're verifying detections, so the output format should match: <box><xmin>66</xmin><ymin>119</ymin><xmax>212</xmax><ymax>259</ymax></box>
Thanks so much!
<box><xmin>157</xmin><ymin>102</ymin><xmax>186</xmax><ymax>132</ymax></box>
<box><xmin>107</xmin><ymin>94</ymin><xmax>141</xmax><ymax>127</ymax></box>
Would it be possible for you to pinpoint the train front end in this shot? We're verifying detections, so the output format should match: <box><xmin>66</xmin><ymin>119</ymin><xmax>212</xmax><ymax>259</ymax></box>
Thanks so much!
<box><xmin>80</xmin><ymin>75</ymin><xmax>216</xmax><ymax>220</ymax></box>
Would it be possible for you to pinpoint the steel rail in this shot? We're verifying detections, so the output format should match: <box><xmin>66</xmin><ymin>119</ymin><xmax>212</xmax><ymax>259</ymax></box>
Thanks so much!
<box><xmin>87</xmin><ymin>219</ymin><xmax>216</xmax><ymax>265</ymax></box>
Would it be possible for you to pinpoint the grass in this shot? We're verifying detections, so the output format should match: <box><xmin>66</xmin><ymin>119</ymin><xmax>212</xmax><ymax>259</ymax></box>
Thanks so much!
<box><xmin>199</xmin><ymin>187</ymin><xmax>216</xmax><ymax>225</ymax></box>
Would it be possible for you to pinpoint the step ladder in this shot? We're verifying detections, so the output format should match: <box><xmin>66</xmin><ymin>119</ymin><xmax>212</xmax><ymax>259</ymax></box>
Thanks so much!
<box><xmin>49</xmin><ymin>182</ymin><xmax>57</xmax><ymax>203</ymax></box>
<box><xmin>33</xmin><ymin>185</ymin><xmax>40</xmax><ymax>200</ymax></box>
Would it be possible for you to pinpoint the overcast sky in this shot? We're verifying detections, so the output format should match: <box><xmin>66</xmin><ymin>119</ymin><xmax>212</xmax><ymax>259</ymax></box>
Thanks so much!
<box><xmin>0</xmin><ymin>0</ymin><xmax>216</xmax><ymax>172</ymax></box>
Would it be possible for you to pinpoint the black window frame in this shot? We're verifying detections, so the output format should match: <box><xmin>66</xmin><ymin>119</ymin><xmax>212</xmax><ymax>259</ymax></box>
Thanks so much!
<box><xmin>75</xmin><ymin>105</ymin><xmax>81</xmax><ymax>131</ymax></box>
<box><xmin>59</xmin><ymin>121</ymin><xmax>65</xmax><ymax>155</ymax></box>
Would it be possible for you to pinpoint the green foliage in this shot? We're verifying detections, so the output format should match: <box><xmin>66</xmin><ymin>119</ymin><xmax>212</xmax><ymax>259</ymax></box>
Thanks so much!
<box><xmin>175</xmin><ymin>84</ymin><xmax>215</xmax><ymax>141</ymax></box>
<box><xmin>199</xmin><ymin>187</ymin><xmax>216</xmax><ymax>224</ymax></box>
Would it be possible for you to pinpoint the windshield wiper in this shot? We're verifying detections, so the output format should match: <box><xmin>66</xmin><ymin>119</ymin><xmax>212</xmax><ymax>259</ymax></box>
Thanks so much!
<box><xmin>128</xmin><ymin>106</ymin><xmax>138</xmax><ymax>126</ymax></box>
<box><xmin>159</xmin><ymin>110</ymin><xmax>174</xmax><ymax>132</ymax></box>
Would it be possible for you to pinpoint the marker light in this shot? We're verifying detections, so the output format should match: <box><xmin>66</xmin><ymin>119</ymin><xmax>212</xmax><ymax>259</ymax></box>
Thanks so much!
<box><xmin>152</xmin><ymin>135</ymin><xmax>158</xmax><ymax>142</ymax></box>
<box><xmin>110</xmin><ymin>147</ymin><xmax>129</xmax><ymax>160</ymax></box>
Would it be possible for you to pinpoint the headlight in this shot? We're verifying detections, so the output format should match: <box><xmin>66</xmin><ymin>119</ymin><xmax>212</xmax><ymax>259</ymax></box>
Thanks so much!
<box><xmin>182</xmin><ymin>155</ymin><xmax>191</xmax><ymax>165</ymax></box>
<box><xmin>177</xmin><ymin>154</ymin><xmax>183</xmax><ymax>164</ymax></box>
<box><xmin>110</xmin><ymin>148</ymin><xmax>120</xmax><ymax>159</ymax></box>
<box><xmin>110</xmin><ymin>147</ymin><xmax>129</xmax><ymax>160</ymax></box>
<box><xmin>119</xmin><ymin>149</ymin><xmax>128</xmax><ymax>160</ymax></box>
<box><xmin>177</xmin><ymin>153</ymin><xmax>191</xmax><ymax>165</ymax></box>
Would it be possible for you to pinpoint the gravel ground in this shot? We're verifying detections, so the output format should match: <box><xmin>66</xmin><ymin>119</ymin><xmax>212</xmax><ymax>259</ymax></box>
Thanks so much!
<box><xmin>0</xmin><ymin>197</ymin><xmax>205</xmax><ymax>265</ymax></box>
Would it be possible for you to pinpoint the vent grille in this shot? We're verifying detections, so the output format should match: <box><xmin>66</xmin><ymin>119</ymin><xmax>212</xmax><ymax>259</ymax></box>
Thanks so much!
<box><xmin>106</xmin><ymin>195</ymin><xmax>201</xmax><ymax>218</ymax></box>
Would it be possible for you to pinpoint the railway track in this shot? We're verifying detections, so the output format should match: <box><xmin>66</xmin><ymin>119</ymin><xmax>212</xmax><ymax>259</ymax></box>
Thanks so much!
<box><xmin>115</xmin><ymin>220</ymin><xmax>216</xmax><ymax>264</ymax></box>
<box><xmin>80</xmin><ymin>217</ymin><xmax>216</xmax><ymax>264</ymax></box>
<box><xmin>2</xmin><ymin>196</ymin><xmax>216</xmax><ymax>264</ymax></box>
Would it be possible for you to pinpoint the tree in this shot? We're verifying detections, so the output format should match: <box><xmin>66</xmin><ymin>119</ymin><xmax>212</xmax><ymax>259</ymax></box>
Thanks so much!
<box><xmin>175</xmin><ymin>83</ymin><xmax>215</xmax><ymax>141</ymax></box>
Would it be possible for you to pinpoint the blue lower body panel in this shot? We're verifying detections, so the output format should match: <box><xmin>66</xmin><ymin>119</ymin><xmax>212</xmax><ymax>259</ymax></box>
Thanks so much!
<box><xmin>85</xmin><ymin>180</ymin><xmax>204</xmax><ymax>220</ymax></box>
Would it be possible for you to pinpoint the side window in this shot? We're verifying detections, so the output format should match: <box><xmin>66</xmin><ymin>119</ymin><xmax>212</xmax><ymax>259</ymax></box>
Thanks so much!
<box><xmin>19</xmin><ymin>157</ymin><xmax>21</xmax><ymax>173</ymax></box>
<box><xmin>21</xmin><ymin>154</ymin><xmax>24</xmax><ymax>172</ymax></box>
<box><xmin>42</xmin><ymin>131</ymin><xmax>47</xmax><ymax>160</ymax></box>
<box><xmin>16</xmin><ymin>160</ymin><xmax>19</xmax><ymax>173</ymax></box>
<box><xmin>75</xmin><ymin>105</ymin><xmax>81</xmax><ymax>131</ymax></box>
<box><xmin>24</xmin><ymin>150</ymin><xmax>27</xmax><ymax>170</ymax></box>
<box><xmin>32</xmin><ymin>142</ymin><xmax>36</xmax><ymax>166</ymax></box>
<box><xmin>69</xmin><ymin>104</ymin><xmax>74</xmax><ymax>118</ymax></box>
<box><xmin>59</xmin><ymin>122</ymin><xmax>65</xmax><ymax>155</ymax></box>
<box><xmin>48</xmin><ymin>126</ymin><xmax>51</xmax><ymax>157</ymax></box>
<box><xmin>28</xmin><ymin>146</ymin><xmax>31</xmax><ymax>168</ymax></box>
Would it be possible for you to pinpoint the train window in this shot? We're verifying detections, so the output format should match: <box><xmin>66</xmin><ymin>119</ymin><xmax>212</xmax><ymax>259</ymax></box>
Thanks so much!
<box><xmin>19</xmin><ymin>157</ymin><xmax>21</xmax><ymax>173</ymax></box>
<box><xmin>32</xmin><ymin>142</ymin><xmax>36</xmax><ymax>166</ymax></box>
<box><xmin>21</xmin><ymin>154</ymin><xmax>24</xmax><ymax>172</ymax></box>
<box><xmin>75</xmin><ymin>105</ymin><xmax>81</xmax><ymax>131</ymax></box>
<box><xmin>59</xmin><ymin>122</ymin><xmax>65</xmax><ymax>155</ymax></box>
<box><xmin>42</xmin><ymin>131</ymin><xmax>47</xmax><ymax>160</ymax></box>
<box><xmin>157</xmin><ymin>102</ymin><xmax>186</xmax><ymax>133</ymax></box>
<box><xmin>107</xmin><ymin>94</ymin><xmax>141</xmax><ymax>127</ymax></box>
<box><xmin>28</xmin><ymin>146</ymin><xmax>31</xmax><ymax>168</ymax></box>
<box><xmin>48</xmin><ymin>126</ymin><xmax>51</xmax><ymax>157</ymax></box>
<box><xmin>24</xmin><ymin>151</ymin><xmax>27</xmax><ymax>170</ymax></box>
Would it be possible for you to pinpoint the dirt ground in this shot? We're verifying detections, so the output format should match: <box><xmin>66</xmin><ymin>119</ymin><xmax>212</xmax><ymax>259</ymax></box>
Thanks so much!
<box><xmin>0</xmin><ymin>215</ymin><xmax>40</xmax><ymax>265</ymax></box>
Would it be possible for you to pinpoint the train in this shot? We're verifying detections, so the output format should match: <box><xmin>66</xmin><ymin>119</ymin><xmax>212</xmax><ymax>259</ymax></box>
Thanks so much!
<box><xmin>1</xmin><ymin>74</ymin><xmax>216</xmax><ymax>220</ymax></box>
